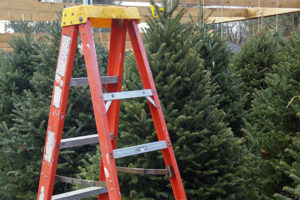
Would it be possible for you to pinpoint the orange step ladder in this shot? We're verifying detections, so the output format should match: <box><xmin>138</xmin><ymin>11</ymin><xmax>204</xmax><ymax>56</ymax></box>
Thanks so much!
<box><xmin>37</xmin><ymin>5</ymin><xmax>186</xmax><ymax>200</ymax></box>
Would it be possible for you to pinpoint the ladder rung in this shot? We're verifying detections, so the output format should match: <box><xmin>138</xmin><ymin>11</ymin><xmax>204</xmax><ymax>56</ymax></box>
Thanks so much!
<box><xmin>52</xmin><ymin>187</ymin><xmax>107</xmax><ymax>200</ymax></box>
<box><xmin>70</xmin><ymin>76</ymin><xmax>118</xmax><ymax>86</ymax></box>
<box><xmin>60</xmin><ymin>134</ymin><xmax>98</xmax><ymax>149</ymax></box>
<box><xmin>103</xmin><ymin>89</ymin><xmax>152</xmax><ymax>101</ymax></box>
<box><xmin>56</xmin><ymin>175</ymin><xmax>106</xmax><ymax>187</ymax></box>
<box><xmin>60</xmin><ymin>134</ymin><xmax>113</xmax><ymax>149</ymax></box>
<box><xmin>113</xmin><ymin>141</ymin><xmax>167</xmax><ymax>159</ymax></box>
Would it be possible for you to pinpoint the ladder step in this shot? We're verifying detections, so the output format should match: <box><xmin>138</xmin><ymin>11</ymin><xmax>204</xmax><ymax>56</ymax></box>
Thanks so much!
<box><xmin>60</xmin><ymin>134</ymin><xmax>113</xmax><ymax>149</ymax></box>
<box><xmin>52</xmin><ymin>187</ymin><xmax>107</xmax><ymax>200</ymax></box>
<box><xmin>60</xmin><ymin>134</ymin><xmax>98</xmax><ymax>149</ymax></box>
<box><xmin>56</xmin><ymin>175</ymin><xmax>106</xmax><ymax>187</ymax></box>
<box><xmin>103</xmin><ymin>89</ymin><xmax>152</xmax><ymax>101</ymax></box>
<box><xmin>70</xmin><ymin>76</ymin><xmax>118</xmax><ymax>86</ymax></box>
<box><xmin>113</xmin><ymin>140</ymin><xmax>167</xmax><ymax>159</ymax></box>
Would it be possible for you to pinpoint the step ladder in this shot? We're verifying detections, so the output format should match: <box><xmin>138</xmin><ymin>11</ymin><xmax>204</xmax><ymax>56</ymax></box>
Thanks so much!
<box><xmin>37</xmin><ymin>5</ymin><xmax>187</xmax><ymax>200</ymax></box>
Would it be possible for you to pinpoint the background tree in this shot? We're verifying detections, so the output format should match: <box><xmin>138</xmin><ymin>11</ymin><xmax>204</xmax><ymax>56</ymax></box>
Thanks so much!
<box><xmin>231</xmin><ymin>31</ymin><xmax>282</xmax><ymax>111</ymax></box>
<box><xmin>79</xmin><ymin>1</ymin><xmax>246</xmax><ymax>199</ymax></box>
<box><xmin>191</xmin><ymin>10</ymin><xmax>247</xmax><ymax>137</ymax></box>
<box><xmin>242</xmin><ymin>31</ymin><xmax>300</xmax><ymax>199</ymax></box>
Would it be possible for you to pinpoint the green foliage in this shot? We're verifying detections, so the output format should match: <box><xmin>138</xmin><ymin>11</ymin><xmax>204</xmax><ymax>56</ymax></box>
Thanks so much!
<box><xmin>191</xmin><ymin>21</ymin><xmax>247</xmax><ymax>137</ymax></box>
<box><xmin>243</xmin><ymin>32</ymin><xmax>300</xmax><ymax>199</ymax></box>
<box><xmin>274</xmin><ymin>134</ymin><xmax>300</xmax><ymax>200</ymax></box>
<box><xmin>0</xmin><ymin>20</ymin><xmax>108</xmax><ymax>199</ymax></box>
<box><xmin>231</xmin><ymin>31</ymin><xmax>282</xmax><ymax>110</ymax></box>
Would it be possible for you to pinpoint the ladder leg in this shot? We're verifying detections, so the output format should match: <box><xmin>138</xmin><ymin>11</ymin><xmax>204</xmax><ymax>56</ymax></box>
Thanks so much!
<box><xmin>37</xmin><ymin>25</ymin><xmax>79</xmax><ymax>200</ymax></box>
<box><xmin>127</xmin><ymin>20</ymin><xmax>187</xmax><ymax>200</ymax></box>
<box><xmin>99</xmin><ymin>19</ymin><xmax>127</xmax><ymax>200</ymax></box>
<box><xmin>79</xmin><ymin>20</ymin><xmax>121</xmax><ymax>200</ymax></box>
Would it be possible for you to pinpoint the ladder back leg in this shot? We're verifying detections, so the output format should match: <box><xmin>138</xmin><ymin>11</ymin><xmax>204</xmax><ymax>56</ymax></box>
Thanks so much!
<box><xmin>127</xmin><ymin>20</ymin><xmax>187</xmax><ymax>200</ymax></box>
<box><xmin>37</xmin><ymin>25</ymin><xmax>79</xmax><ymax>200</ymax></box>
<box><xmin>79</xmin><ymin>20</ymin><xmax>121</xmax><ymax>200</ymax></box>
<box><xmin>99</xmin><ymin>19</ymin><xmax>127</xmax><ymax>200</ymax></box>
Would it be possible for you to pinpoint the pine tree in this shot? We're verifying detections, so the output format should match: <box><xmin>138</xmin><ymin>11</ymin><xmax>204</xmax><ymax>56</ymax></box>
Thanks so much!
<box><xmin>0</xmin><ymin>21</ymin><xmax>108</xmax><ymax>199</ymax></box>
<box><xmin>79</xmin><ymin>1</ymin><xmax>245</xmax><ymax>199</ymax></box>
<box><xmin>243</xmin><ymin>31</ymin><xmax>300</xmax><ymax>199</ymax></box>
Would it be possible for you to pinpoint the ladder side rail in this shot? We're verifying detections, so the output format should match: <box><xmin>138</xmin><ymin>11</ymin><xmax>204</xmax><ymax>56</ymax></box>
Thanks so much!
<box><xmin>106</xmin><ymin>19</ymin><xmax>127</xmax><ymax>153</ymax></box>
<box><xmin>37</xmin><ymin>25</ymin><xmax>79</xmax><ymax>200</ymax></box>
<box><xmin>99</xmin><ymin>19</ymin><xmax>127</xmax><ymax>200</ymax></box>
<box><xmin>127</xmin><ymin>20</ymin><xmax>187</xmax><ymax>200</ymax></box>
<box><xmin>79</xmin><ymin>20</ymin><xmax>121</xmax><ymax>200</ymax></box>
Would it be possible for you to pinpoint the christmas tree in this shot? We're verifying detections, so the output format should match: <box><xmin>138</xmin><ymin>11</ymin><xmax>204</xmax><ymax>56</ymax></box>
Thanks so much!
<box><xmin>191</xmin><ymin>11</ymin><xmax>247</xmax><ymax>137</ymax></box>
<box><xmin>243</xmin><ymin>31</ymin><xmax>300</xmax><ymax>199</ymax></box>
<box><xmin>231</xmin><ymin>31</ymin><xmax>282</xmax><ymax>110</ymax></box>
<box><xmin>79</xmin><ymin>1</ymin><xmax>246</xmax><ymax>199</ymax></box>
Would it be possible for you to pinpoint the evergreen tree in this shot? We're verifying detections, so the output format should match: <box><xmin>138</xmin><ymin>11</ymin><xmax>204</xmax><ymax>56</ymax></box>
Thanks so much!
<box><xmin>231</xmin><ymin>31</ymin><xmax>282</xmax><ymax>110</ymax></box>
<box><xmin>191</xmin><ymin>14</ymin><xmax>247</xmax><ymax>137</ymax></box>
<box><xmin>0</xmin><ymin>21</ymin><xmax>108</xmax><ymax>199</ymax></box>
<box><xmin>79</xmin><ymin>1</ymin><xmax>245</xmax><ymax>199</ymax></box>
<box><xmin>243</xmin><ymin>31</ymin><xmax>300</xmax><ymax>199</ymax></box>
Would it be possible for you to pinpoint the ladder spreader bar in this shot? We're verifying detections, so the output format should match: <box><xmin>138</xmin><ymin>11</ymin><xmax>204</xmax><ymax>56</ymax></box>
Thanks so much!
<box><xmin>113</xmin><ymin>140</ymin><xmax>167</xmax><ymax>159</ymax></box>
<box><xmin>103</xmin><ymin>89</ymin><xmax>152</xmax><ymax>101</ymax></box>
<box><xmin>60</xmin><ymin>134</ymin><xmax>113</xmax><ymax>149</ymax></box>
<box><xmin>116</xmin><ymin>166</ymin><xmax>167</xmax><ymax>175</ymax></box>
<box><xmin>52</xmin><ymin>187</ymin><xmax>107</xmax><ymax>200</ymax></box>
<box><xmin>56</xmin><ymin>175</ymin><xmax>107</xmax><ymax>187</ymax></box>
<box><xmin>70</xmin><ymin>76</ymin><xmax>118</xmax><ymax>86</ymax></box>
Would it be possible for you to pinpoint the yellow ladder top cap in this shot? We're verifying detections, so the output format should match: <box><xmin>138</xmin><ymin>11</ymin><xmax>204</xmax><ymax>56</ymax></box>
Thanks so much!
<box><xmin>62</xmin><ymin>5</ymin><xmax>140</xmax><ymax>27</ymax></box>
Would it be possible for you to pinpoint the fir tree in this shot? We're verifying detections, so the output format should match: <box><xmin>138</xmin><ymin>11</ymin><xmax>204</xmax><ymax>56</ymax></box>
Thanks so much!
<box><xmin>79</xmin><ymin>1</ymin><xmax>245</xmax><ymax>199</ymax></box>
<box><xmin>231</xmin><ymin>31</ymin><xmax>282</xmax><ymax>110</ymax></box>
<box><xmin>191</xmin><ymin>13</ymin><xmax>247</xmax><ymax>137</ymax></box>
<box><xmin>243</xmin><ymin>31</ymin><xmax>300</xmax><ymax>199</ymax></box>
